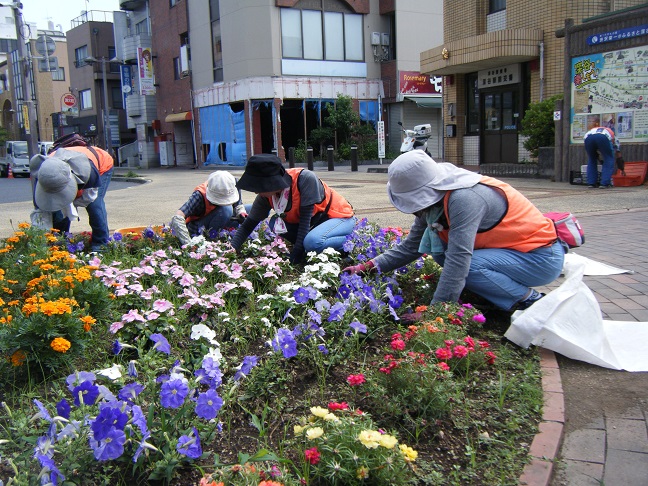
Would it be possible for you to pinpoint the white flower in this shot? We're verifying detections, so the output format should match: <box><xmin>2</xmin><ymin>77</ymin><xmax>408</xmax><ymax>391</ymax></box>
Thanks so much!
<box><xmin>191</xmin><ymin>324</ymin><xmax>217</xmax><ymax>344</ymax></box>
<box><xmin>204</xmin><ymin>346</ymin><xmax>222</xmax><ymax>364</ymax></box>
<box><xmin>96</xmin><ymin>364</ymin><xmax>123</xmax><ymax>380</ymax></box>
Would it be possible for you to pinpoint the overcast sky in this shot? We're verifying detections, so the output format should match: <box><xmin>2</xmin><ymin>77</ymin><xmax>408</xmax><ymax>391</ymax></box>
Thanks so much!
<box><xmin>21</xmin><ymin>0</ymin><xmax>121</xmax><ymax>32</ymax></box>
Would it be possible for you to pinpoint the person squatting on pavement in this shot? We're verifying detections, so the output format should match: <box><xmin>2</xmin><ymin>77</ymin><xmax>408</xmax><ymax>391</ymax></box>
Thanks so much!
<box><xmin>29</xmin><ymin>134</ymin><xmax>114</xmax><ymax>251</ymax></box>
<box><xmin>170</xmin><ymin>171</ymin><xmax>250</xmax><ymax>246</ymax></box>
<box><xmin>583</xmin><ymin>126</ymin><xmax>620</xmax><ymax>189</ymax></box>
<box><xmin>230</xmin><ymin>154</ymin><xmax>356</xmax><ymax>264</ymax></box>
<box><xmin>343</xmin><ymin>150</ymin><xmax>567</xmax><ymax>312</ymax></box>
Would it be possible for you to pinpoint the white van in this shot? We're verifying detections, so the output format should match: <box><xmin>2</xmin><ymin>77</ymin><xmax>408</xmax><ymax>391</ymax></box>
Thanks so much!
<box><xmin>39</xmin><ymin>141</ymin><xmax>54</xmax><ymax>155</ymax></box>
<box><xmin>0</xmin><ymin>141</ymin><xmax>30</xmax><ymax>177</ymax></box>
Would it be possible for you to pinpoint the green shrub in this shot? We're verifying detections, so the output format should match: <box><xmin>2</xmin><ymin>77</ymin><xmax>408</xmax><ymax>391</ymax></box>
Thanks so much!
<box><xmin>520</xmin><ymin>94</ymin><xmax>562</xmax><ymax>158</ymax></box>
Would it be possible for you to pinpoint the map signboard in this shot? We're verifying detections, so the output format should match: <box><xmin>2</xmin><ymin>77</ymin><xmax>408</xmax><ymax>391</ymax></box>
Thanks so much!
<box><xmin>571</xmin><ymin>46</ymin><xmax>648</xmax><ymax>142</ymax></box>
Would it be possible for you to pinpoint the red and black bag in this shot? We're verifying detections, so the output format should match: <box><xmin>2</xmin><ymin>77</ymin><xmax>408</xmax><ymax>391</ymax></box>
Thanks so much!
<box><xmin>544</xmin><ymin>212</ymin><xmax>585</xmax><ymax>248</ymax></box>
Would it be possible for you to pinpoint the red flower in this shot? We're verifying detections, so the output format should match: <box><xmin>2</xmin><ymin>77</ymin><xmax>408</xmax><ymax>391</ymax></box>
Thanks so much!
<box><xmin>391</xmin><ymin>339</ymin><xmax>406</xmax><ymax>351</ymax></box>
<box><xmin>347</xmin><ymin>374</ymin><xmax>366</xmax><ymax>386</ymax></box>
<box><xmin>444</xmin><ymin>339</ymin><xmax>455</xmax><ymax>348</ymax></box>
<box><xmin>485</xmin><ymin>351</ymin><xmax>497</xmax><ymax>365</ymax></box>
<box><xmin>453</xmin><ymin>345</ymin><xmax>469</xmax><ymax>359</ymax></box>
<box><xmin>478</xmin><ymin>340</ymin><xmax>490</xmax><ymax>349</ymax></box>
<box><xmin>304</xmin><ymin>447</ymin><xmax>321</xmax><ymax>465</ymax></box>
<box><xmin>328</xmin><ymin>402</ymin><xmax>349</xmax><ymax>410</ymax></box>
<box><xmin>391</xmin><ymin>332</ymin><xmax>403</xmax><ymax>340</ymax></box>
<box><xmin>437</xmin><ymin>362</ymin><xmax>450</xmax><ymax>371</ymax></box>
<box><xmin>435</xmin><ymin>347</ymin><xmax>453</xmax><ymax>361</ymax></box>
<box><xmin>464</xmin><ymin>336</ymin><xmax>475</xmax><ymax>348</ymax></box>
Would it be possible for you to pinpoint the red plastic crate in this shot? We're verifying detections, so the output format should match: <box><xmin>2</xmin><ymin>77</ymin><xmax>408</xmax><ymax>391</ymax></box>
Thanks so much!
<box><xmin>612</xmin><ymin>161</ymin><xmax>648</xmax><ymax>187</ymax></box>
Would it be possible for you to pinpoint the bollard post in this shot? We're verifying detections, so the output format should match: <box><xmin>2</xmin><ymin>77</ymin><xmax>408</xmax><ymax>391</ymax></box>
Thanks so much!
<box><xmin>350</xmin><ymin>144</ymin><xmax>358</xmax><ymax>172</ymax></box>
<box><xmin>288</xmin><ymin>147</ymin><xmax>295</xmax><ymax>168</ymax></box>
<box><xmin>307</xmin><ymin>146</ymin><xmax>314</xmax><ymax>171</ymax></box>
<box><xmin>327</xmin><ymin>145</ymin><xmax>334</xmax><ymax>171</ymax></box>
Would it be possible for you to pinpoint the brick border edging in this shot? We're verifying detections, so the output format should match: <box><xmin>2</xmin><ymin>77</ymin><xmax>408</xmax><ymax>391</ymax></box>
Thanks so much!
<box><xmin>519</xmin><ymin>347</ymin><xmax>565</xmax><ymax>486</ymax></box>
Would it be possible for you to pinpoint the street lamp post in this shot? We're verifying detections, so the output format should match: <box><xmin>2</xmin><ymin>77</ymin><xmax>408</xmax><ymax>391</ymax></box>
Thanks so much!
<box><xmin>85</xmin><ymin>56</ymin><xmax>113</xmax><ymax>155</ymax></box>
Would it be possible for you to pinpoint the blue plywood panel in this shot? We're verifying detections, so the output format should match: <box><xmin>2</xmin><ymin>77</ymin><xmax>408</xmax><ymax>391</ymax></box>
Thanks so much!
<box><xmin>199</xmin><ymin>104</ymin><xmax>247</xmax><ymax>166</ymax></box>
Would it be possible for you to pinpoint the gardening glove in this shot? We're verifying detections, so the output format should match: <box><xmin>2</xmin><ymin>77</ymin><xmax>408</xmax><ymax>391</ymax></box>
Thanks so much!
<box><xmin>236</xmin><ymin>211</ymin><xmax>248</xmax><ymax>223</ymax></box>
<box><xmin>342</xmin><ymin>260</ymin><xmax>375</xmax><ymax>275</ymax></box>
<box><xmin>170</xmin><ymin>214</ymin><xmax>191</xmax><ymax>246</ymax></box>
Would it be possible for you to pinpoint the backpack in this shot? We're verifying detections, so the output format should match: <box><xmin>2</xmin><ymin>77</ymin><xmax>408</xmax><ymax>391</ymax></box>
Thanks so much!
<box><xmin>543</xmin><ymin>212</ymin><xmax>585</xmax><ymax>248</ymax></box>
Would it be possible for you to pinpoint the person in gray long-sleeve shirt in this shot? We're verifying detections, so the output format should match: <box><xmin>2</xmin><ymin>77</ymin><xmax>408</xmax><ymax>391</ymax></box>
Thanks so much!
<box><xmin>231</xmin><ymin>154</ymin><xmax>356</xmax><ymax>264</ymax></box>
<box><xmin>343</xmin><ymin>150</ymin><xmax>566</xmax><ymax>312</ymax></box>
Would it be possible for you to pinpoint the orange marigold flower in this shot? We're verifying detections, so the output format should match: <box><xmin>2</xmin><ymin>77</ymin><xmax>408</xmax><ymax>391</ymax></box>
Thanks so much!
<box><xmin>50</xmin><ymin>337</ymin><xmax>71</xmax><ymax>353</ymax></box>
<box><xmin>6</xmin><ymin>237</ymin><xmax>19</xmax><ymax>243</ymax></box>
<box><xmin>258</xmin><ymin>481</ymin><xmax>284</xmax><ymax>486</ymax></box>
<box><xmin>415</xmin><ymin>305</ymin><xmax>428</xmax><ymax>313</ymax></box>
<box><xmin>17</xmin><ymin>222</ymin><xmax>30</xmax><ymax>229</ymax></box>
<box><xmin>81</xmin><ymin>315</ymin><xmax>96</xmax><ymax>332</ymax></box>
<box><xmin>10</xmin><ymin>350</ymin><xmax>26</xmax><ymax>367</ymax></box>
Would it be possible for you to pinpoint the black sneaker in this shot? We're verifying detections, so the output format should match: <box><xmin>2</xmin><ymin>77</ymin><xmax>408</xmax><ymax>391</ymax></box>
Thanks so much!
<box><xmin>599</xmin><ymin>184</ymin><xmax>612</xmax><ymax>189</ymax></box>
<box><xmin>516</xmin><ymin>291</ymin><xmax>545</xmax><ymax>310</ymax></box>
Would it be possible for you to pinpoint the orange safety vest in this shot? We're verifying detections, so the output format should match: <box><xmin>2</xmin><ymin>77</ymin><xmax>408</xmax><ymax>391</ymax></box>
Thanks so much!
<box><xmin>438</xmin><ymin>176</ymin><xmax>556</xmax><ymax>252</ymax></box>
<box><xmin>60</xmin><ymin>145</ymin><xmax>114</xmax><ymax>175</ymax></box>
<box><xmin>267</xmin><ymin>168</ymin><xmax>354</xmax><ymax>224</ymax></box>
<box><xmin>185</xmin><ymin>182</ymin><xmax>217</xmax><ymax>223</ymax></box>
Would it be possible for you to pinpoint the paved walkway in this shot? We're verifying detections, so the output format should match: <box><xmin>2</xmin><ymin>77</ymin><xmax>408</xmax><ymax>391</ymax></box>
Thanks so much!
<box><xmin>1</xmin><ymin>162</ymin><xmax>647</xmax><ymax>484</ymax></box>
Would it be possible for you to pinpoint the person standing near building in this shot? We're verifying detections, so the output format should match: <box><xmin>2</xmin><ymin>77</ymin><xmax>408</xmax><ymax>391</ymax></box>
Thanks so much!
<box><xmin>583</xmin><ymin>126</ymin><xmax>618</xmax><ymax>189</ymax></box>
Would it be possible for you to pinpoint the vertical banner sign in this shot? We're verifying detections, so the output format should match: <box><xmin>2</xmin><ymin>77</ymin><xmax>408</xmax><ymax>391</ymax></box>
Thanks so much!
<box><xmin>22</xmin><ymin>104</ymin><xmax>30</xmax><ymax>134</ymax></box>
<box><xmin>120</xmin><ymin>64</ymin><xmax>133</xmax><ymax>107</ymax></box>
<box><xmin>377</xmin><ymin>120</ymin><xmax>386</xmax><ymax>159</ymax></box>
<box><xmin>138</xmin><ymin>47</ymin><xmax>156</xmax><ymax>95</ymax></box>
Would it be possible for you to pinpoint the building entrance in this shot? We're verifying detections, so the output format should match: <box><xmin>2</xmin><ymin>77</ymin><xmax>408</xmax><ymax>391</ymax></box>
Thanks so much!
<box><xmin>480</xmin><ymin>88</ymin><xmax>519</xmax><ymax>164</ymax></box>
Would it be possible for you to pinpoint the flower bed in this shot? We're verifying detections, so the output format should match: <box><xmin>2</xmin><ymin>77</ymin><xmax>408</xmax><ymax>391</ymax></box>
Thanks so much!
<box><xmin>0</xmin><ymin>221</ymin><xmax>542</xmax><ymax>485</ymax></box>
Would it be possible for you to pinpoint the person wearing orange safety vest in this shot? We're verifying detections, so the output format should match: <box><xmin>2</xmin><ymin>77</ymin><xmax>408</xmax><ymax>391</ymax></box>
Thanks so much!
<box><xmin>231</xmin><ymin>154</ymin><xmax>356</xmax><ymax>264</ymax></box>
<box><xmin>29</xmin><ymin>133</ymin><xmax>114</xmax><ymax>251</ymax></box>
<box><xmin>343</xmin><ymin>150</ymin><xmax>566</xmax><ymax>313</ymax></box>
<box><xmin>170</xmin><ymin>171</ymin><xmax>250</xmax><ymax>246</ymax></box>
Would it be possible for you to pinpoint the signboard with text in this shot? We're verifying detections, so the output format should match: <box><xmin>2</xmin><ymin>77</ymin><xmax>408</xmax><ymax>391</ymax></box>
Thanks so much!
<box><xmin>399</xmin><ymin>71</ymin><xmax>442</xmax><ymax>95</ymax></box>
<box><xmin>138</xmin><ymin>47</ymin><xmax>156</xmax><ymax>95</ymax></box>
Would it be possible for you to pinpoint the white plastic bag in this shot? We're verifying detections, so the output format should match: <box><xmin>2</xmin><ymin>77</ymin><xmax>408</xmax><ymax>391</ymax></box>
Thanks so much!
<box><xmin>505</xmin><ymin>256</ymin><xmax>648</xmax><ymax>371</ymax></box>
<box><xmin>30</xmin><ymin>209</ymin><xmax>53</xmax><ymax>230</ymax></box>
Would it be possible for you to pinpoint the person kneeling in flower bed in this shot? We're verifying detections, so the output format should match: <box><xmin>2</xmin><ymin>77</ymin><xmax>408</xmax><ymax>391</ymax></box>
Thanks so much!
<box><xmin>343</xmin><ymin>150</ymin><xmax>566</xmax><ymax>312</ymax></box>
<box><xmin>231</xmin><ymin>154</ymin><xmax>356</xmax><ymax>264</ymax></box>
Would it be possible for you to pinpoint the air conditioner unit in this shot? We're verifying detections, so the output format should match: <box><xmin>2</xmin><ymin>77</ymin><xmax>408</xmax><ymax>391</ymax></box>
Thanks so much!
<box><xmin>180</xmin><ymin>45</ymin><xmax>190</xmax><ymax>76</ymax></box>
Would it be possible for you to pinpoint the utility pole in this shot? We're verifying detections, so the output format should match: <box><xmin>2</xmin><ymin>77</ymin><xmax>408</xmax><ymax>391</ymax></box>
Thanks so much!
<box><xmin>5</xmin><ymin>2</ymin><xmax>39</xmax><ymax>159</ymax></box>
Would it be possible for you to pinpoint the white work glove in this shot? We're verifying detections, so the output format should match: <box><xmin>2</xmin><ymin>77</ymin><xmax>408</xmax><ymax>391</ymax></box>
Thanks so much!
<box><xmin>170</xmin><ymin>214</ymin><xmax>192</xmax><ymax>246</ymax></box>
<box><xmin>30</xmin><ymin>209</ymin><xmax>53</xmax><ymax>230</ymax></box>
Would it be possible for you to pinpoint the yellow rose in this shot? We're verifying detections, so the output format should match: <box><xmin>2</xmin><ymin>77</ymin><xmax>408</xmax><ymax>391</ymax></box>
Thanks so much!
<box><xmin>399</xmin><ymin>444</ymin><xmax>418</xmax><ymax>462</ymax></box>
<box><xmin>357</xmin><ymin>430</ymin><xmax>381</xmax><ymax>449</ymax></box>
<box><xmin>306</xmin><ymin>427</ymin><xmax>324</xmax><ymax>440</ymax></box>
<box><xmin>379</xmin><ymin>434</ymin><xmax>398</xmax><ymax>449</ymax></box>
<box><xmin>310</xmin><ymin>406</ymin><xmax>329</xmax><ymax>418</ymax></box>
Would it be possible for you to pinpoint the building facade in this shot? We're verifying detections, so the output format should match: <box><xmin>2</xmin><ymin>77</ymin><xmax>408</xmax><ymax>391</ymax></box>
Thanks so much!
<box><xmin>62</xmin><ymin>10</ymin><xmax>126</xmax><ymax>157</ymax></box>
<box><xmin>420</xmin><ymin>0</ymin><xmax>647</xmax><ymax>168</ymax></box>
<box><xmin>186</xmin><ymin>0</ymin><xmax>444</xmax><ymax>166</ymax></box>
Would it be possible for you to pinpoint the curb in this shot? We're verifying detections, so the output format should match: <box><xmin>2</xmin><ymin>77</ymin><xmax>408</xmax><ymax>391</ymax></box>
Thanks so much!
<box><xmin>519</xmin><ymin>347</ymin><xmax>565</xmax><ymax>486</ymax></box>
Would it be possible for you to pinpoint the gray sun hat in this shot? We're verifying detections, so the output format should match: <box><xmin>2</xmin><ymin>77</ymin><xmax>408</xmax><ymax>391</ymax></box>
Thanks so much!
<box><xmin>34</xmin><ymin>157</ymin><xmax>80</xmax><ymax>211</ymax></box>
<box><xmin>206</xmin><ymin>171</ymin><xmax>239</xmax><ymax>205</ymax></box>
<box><xmin>386</xmin><ymin>150</ymin><xmax>481</xmax><ymax>213</ymax></box>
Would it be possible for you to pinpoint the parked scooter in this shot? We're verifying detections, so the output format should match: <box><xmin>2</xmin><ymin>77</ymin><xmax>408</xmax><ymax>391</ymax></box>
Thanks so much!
<box><xmin>398</xmin><ymin>121</ymin><xmax>432</xmax><ymax>155</ymax></box>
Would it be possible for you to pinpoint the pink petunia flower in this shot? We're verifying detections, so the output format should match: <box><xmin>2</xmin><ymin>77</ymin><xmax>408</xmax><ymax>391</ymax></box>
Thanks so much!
<box><xmin>153</xmin><ymin>299</ymin><xmax>174</xmax><ymax>312</ymax></box>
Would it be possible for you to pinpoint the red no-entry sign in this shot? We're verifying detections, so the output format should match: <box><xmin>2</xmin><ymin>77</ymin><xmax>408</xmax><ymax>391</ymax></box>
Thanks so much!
<box><xmin>62</xmin><ymin>93</ymin><xmax>77</xmax><ymax>107</ymax></box>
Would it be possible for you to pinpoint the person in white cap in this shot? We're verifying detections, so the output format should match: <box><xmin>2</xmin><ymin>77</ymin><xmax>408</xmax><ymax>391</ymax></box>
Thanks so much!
<box><xmin>170</xmin><ymin>171</ymin><xmax>250</xmax><ymax>246</ymax></box>
<box><xmin>343</xmin><ymin>150</ymin><xmax>566</xmax><ymax>313</ymax></box>
<box><xmin>30</xmin><ymin>137</ymin><xmax>114</xmax><ymax>251</ymax></box>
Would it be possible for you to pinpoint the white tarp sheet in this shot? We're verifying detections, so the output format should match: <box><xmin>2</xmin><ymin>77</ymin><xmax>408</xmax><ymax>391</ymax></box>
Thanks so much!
<box><xmin>505</xmin><ymin>255</ymin><xmax>648</xmax><ymax>372</ymax></box>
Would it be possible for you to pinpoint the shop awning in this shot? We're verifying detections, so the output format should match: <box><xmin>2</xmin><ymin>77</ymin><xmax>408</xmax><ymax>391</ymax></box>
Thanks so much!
<box><xmin>165</xmin><ymin>111</ymin><xmax>192</xmax><ymax>122</ymax></box>
<box><xmin>403</xmin><ymin>96</ymin><xmax>443</xmax><ymax>108</ymax></box>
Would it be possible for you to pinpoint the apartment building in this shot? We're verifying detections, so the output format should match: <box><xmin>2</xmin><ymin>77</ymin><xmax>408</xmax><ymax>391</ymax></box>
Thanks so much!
<box><xmin>63</xmin><ymin>10</ymin><xmax>126</xmax><ymax>157</ymax></box>
<box><xmin>420</xmin><ymin>0</ymin><xmax>648</xmax><ymax>171</ymax></box>
<box><xmin>187</xmin><ymin>0</ymin><xmax>444</xmax><ymax>166</ymax></box>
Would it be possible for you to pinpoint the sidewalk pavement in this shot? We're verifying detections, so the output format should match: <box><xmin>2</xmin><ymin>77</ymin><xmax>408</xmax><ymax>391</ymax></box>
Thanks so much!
<box><xmin>1</xmin><ymin>162</ymin><xmax>647</xmax><ymax>484</ymax></box>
